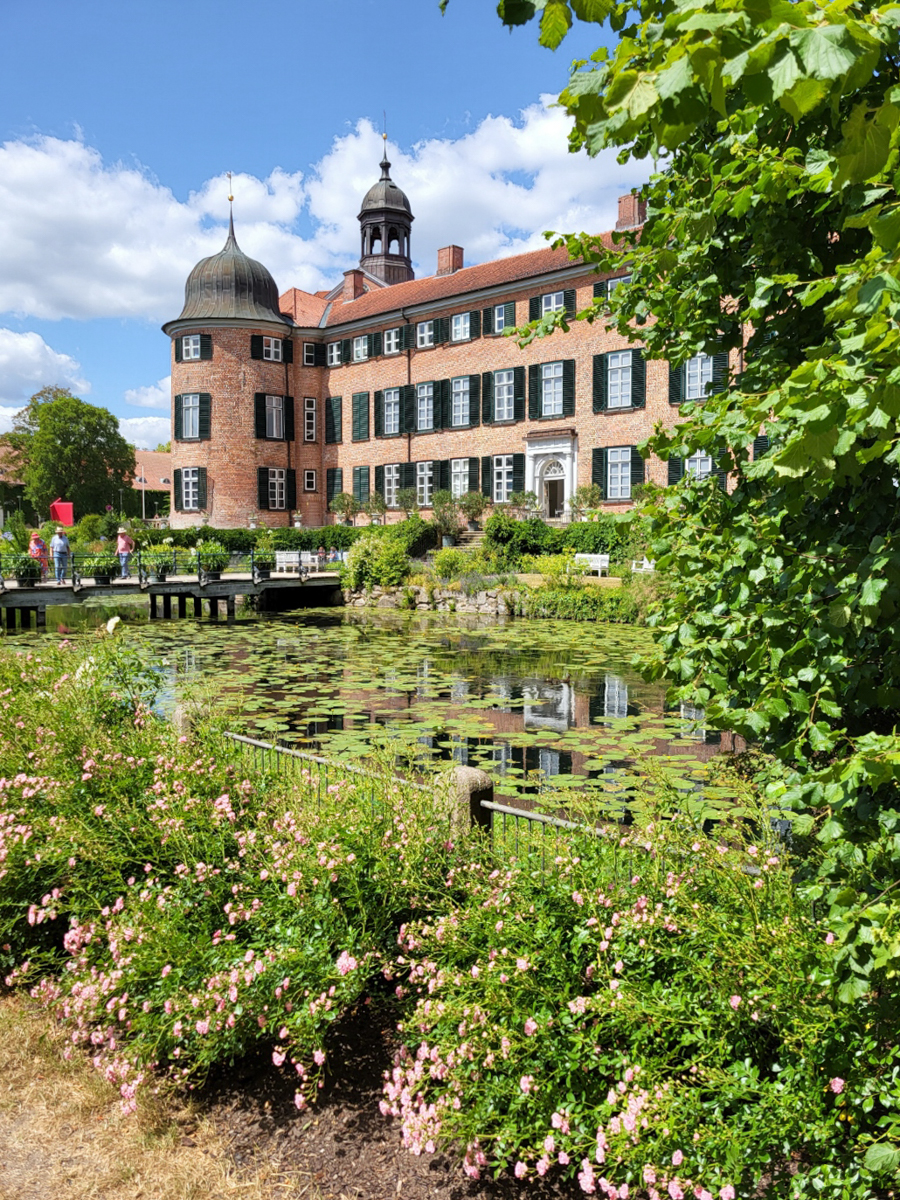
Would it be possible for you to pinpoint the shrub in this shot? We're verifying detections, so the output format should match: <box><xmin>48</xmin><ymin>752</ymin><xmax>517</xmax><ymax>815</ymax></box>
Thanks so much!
<box><xmin>192</xmin><ymin>538</ymin><xmax>229</xmax><ymax>572</ymax></box>
<box><xmin>5</xmin><ymin>552</ymin><xmax>42</xmax><ymax>581</ymax></box>
<box><xmin>509</xmin><ymin>584</ymin><xmax>640</xmax><ymax>622</ymax></box>
<box><xmin>75</xmin><ymin>513</ymin><xmax>106</xmax><ymax>544</ymax></box>
<box><xmin>344</xmin><ymin>532</ymin><xmax>411</xmax><ymax>590</ymax></box>
<box><xmin>432</xmin><ymin>547</ymin><xmax>467</xmax><ymax>581</ymax></box>
<box><xmin>483</xmin><ymin>513</ymin><xmax>565</xmax><ymax>566</ymax></box>
<box><xmin>80</xmin><ymin>552</ymin><xmax>119</xmax><ymax>578</ymax></box>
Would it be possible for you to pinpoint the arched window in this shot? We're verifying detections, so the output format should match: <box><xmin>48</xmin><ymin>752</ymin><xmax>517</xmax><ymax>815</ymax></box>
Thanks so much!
<box><xmin>369</xmin><ymin>227</ymin><xmax>382</xmax><ymax>255</ymax></box>
<box><xmin>387</xmin><ymin>226</ymin><xmax>401</xmax><ymax>254</ymax></box>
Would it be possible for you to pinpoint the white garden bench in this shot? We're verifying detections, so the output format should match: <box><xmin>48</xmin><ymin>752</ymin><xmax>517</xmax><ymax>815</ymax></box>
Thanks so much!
<box><xmin>631</xmin><ymin>557</ymin><xmax>656</xmax><ymax>574</ymax></box>
<box><xmin>300</xmin><ymin>551</ymin><xmax>321</xmax><ymax>572</ymax></box>
<box><xmin>573</xmin><ymin>553</ymin><xmax>610</xmax><ymax>576</ymax></box>
<box><xmin>275</xmin><ymin>551</ymin><xmax>301</xmax><ymax>573</ymax></box>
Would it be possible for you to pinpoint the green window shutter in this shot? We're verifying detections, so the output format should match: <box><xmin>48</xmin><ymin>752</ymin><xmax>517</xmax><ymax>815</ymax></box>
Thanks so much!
<box><xmin>631</xmin><ymin>352</ymin><xmax>646</xmax><ymax>409</ymax></box>
<box><xmin>341</xmin><ymin>339</ymin><xmax>352</xmax><ymax>364</ymax></box>
<box><xmin>352</xmin><ymin>393</ymin><xmax>369</xmax><ymax>441</ymax></box>
<box><xmin>173</xmin><ymin>468</ymin><xmax>183</xmax><ymax>511</ymax></box>
<box><xmin>468</xmin><ymin>457</ymin><xmax>479</xmax><ymax>493</ymax></box>
<box><xmin>434</xmin><ymin>317</ymin><xmax>449</xmax><ymax>345</ymax></box>
<box><xmin>326</xmin><ymin>468</ymin><xmax>342</xmax><ymax>505</ymax></box>
<box><xmin>325</xmin><ymin>396</ymin><xmax>342</xmax><ymax>444</ymax></box>
<box><xmin>400</xmin><ymin>384</ymin><xmax>416</xmax><ymax>433</ymax></box>
<box><xmin>400</xmin><ymin>462</ymin><xmax>416</xmax><ymax>490</ymax></box>
<box><xmin>173</xmin><ymin>395</ymin><xmax>184</xmax><ymax>441</ymax></box>
<box><xmin>563</xmin><ymin>288</ymin><xmax>576</xmax><ymax>318</ymax></box>
<box><xmin>668</xmin><ymin>456</ymin><xmax>685</xmax><ymax>485</ymax></box>
<box><xmin>286</xmin><ymin>469</ymin><xmax>297</xmax><ymax>509</ymax></box>
<box><xmin>437</xmin><ymin>379</ymin><xmax>450</xmax><ymax>430</ymax></box>
<box><xmin>753</xmin><ymin>435</ymin><xmax>770</xmax><ymax>460</ymax></box>
<box><xmin>198</xmin><ymin>393</ymin><xmax>212</xmax><ymax>440</ymax></box>
<box><xmin>375</xmin><ymin>464</ymin><xmax>385</xmax><ymax>496</ymax></box>
<box><xmin>314</xmin><ymin>343</ymin><xmax>327</xmax><ymax>366</ymax></box>
<box><xmin>512</xmin><ymin>454</ymin><xmax>525</xmax><ymax>494</ymax></box>
<box><xmin>438</xmin><ymin>460</ymin><xmax>450</xmax><ymax>492</ymax></box>
<box><xmin>503</xmin><ymin>302</ymin><xmax>515</xmax><ymax>329</ymax></box>
<box><xmin>284</xmin><ymin>396</ymin><xmax>295</xmax><ymax>441</ymax></box>
<box><xmin>174</xmin><ymin>338</ymin><xmax>183</xmax><ymax>363</ymax></box>
<box><xmin>258</xmin><ymin>468</ymin><xmax>269</xmax><ymax>509</ymax></box>
<box><xmin>593</xmin><ymin>355</ymin><xmax>607</xmax><ymax>412</ymax></box>
<box><xmin>711</xmin><ymin>351</ymin><xmax>729</xmax><ymax>395</ymax></box>
<box><xmin>374</xmin><ymin>390</ymin><xmax>384</xmax><ymax>438</ymax></box>
<box><xmin>352</xmin><ymin>466</ymin><xmax>370</xmax><ymax>504</ymax></box>
<box><xmin>715</xmin><ymin>444</ymin><xmax>729</xmax><ymax>490</ymax></box>
<box><xmin>468</xmin><ymin>374</ymin><xmax>481</xmax><ymax>426</ymax></box>
<box><xmin>482</xmin><ymin>306</ymin><xmax>494</xmax><ymax>335</ymax></box>
<box><xmin>529</xmin><ymin>296</ymin><xmax>541</xmax><ymax>322</ymax></box>
<box><xmin>592</xmin><ymin>447</ymin><xmax>608</xmax><ymax>497</ymax></box>
<box><xmin>481</xmin><ymin>456</ymin><xmax>493</xmax><ymax>499</ymax></box>
<box><xmin>199</xmin><ymin>334</ymin><xmax>212</xmax><ymax>360</ymax></box>
<box><xmin>528</xmin><ymin>364</ymin><xmax>541</xmax><ymax>420</ymax></box>
<box><xmin>513</xmin><ymin>366</ymin><xmax>526</xmax><ymax>422</ymax></box>
<box><xmin>593</xmin><ymin>280</ymin><xmax>608</xmax><ymax>301</ymax></box>
<box><xmin>630</xmin><ymin>449</ymin><xmax>645</xmax><ymax>492</ymax></box>
<box><xmin>282</xmin><ymin>338</ymin><xmax>294</xmax><ymax>364</ymax></box>
<box><xmin>250</xmin><ymin>335</ymin><xmax>263</xmax><ymax>360</ymax></box>
<box><xmin>401</xmin><ymin>324</ymin><xmax>416</xmax><ymax>350</ymax></box>
<box><xmin>254</xmin><ymin>394</ymin><xmax>266</xmax><ymax>439</ymax></box>
<box><xmin>562</xmin><ymin>359</ymin><xmax>576</xmax><ymax>417</ymax></box>
<box><xmin>481</xmin><ymin>372</ymin><xmax>494</xmax><ymax>424</ymax></box>
<box><xmin>669</xmin><ymin>362</ymin><xmax>684</xmax><ymax>405</ymax></box>
<box><xmin>197</xmin><ymin>468</ymin><xmax>208</xmax><ymax>510</ymax></box>
<box><xmin>469</xmin><ymin>310</ymin><xmax>482</xmax><ymax>339</ymax></box>
<box><xmin>372</xmin><ymin>331</ymin><xmax>383</xmax><ymax>357</ymax></box>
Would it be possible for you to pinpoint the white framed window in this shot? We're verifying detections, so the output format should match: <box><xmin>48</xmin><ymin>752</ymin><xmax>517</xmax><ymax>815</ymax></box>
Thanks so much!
<box><xmin>493</xmin><ymin>454</ymin><xmax>514</xmax><ymax>504</ymax></box>
<box><xmin>495</xmin><ymin>369</ymin><xmax>514</xmax><ymax>422</ymax></box>
<box><xmin>542</xmin><ymin>291</ymin><xmax>565</xmax><ymax>315</ymax></box>
<box><xmin>303</xmin><ymin>343</ymin><xmax>316</xmax><ymax>366</ymax></box>
<box><xmin>182</xmin><ymin>467</ymin><xmax>200</xmax><ymax>510</ymax></box>
<box><xmin>604</xmin><ymin>676</ymin><xmax>629</xmax><ymax>719</ymax></box>
<box><xmin>384</xmin><ymin>387</ymin><xmax>400</xmax><ymax>436</ymax></box>
<box><xmin>417</xmin><ymin>320</ymin><xmax>434</xmax><ymax>348</ymax></box>
<box><xmin>451</xmin><ymin>458</ymin><xmax>468</xmax><ymax>499</ymax></box>
<box><xmin>182</xmin><ymin>334</ymin><xmax>201</xmax><ymax>361</ymax></box>
<box><xmin>686</xmin><ymin>450</ymin><xmax>714</xmax><ymax>479</ymax></box>
<box><xmin>266</xmin><ymin>395</ymin><xmax>284</xmax><ymax>440</ymax></box>
<box><xmin>416</xmin><ymin>461</ymin><xmax>434</xmax><ymax>507</ymax></box>
<box><xmin>417</xmin><ymin>382</ymin><xmax>434</xmax><ymax>431</ymax></box>
<box><xmin>451</xmin><ymin>377</ymin><xmax>470</xmax><ymax>427</ymax></box>
<box><xmin>494</xmin><ymin>304</ymin><xmax>507</xmax><ymax>333</ymax></box>
<box><xmin>327</xmin><ymin>342</ymin><xmax>342</xmax><ymax>366</ymax></box>
<box><xmin>608</xmin><ymin>274</ymin><xmax>632</xmax><ymax>296</ymax></box>
<box><xmin>304</xmin><ymin>469</ymin><xmax>317</xmax><ymax>492</ymax></box>
<box><xmin>304</xmin><ymin>397</ymin><xmax>316</xmax><ymax>442</ymax></box>
<box><xmin>268</xmin><ymin>467</ymin><xmax>286</xmax><ymax>510</ymax></box>
<box><xmin>541</xmin><ymin>361</ymin><xmax>563</xmax><ymax>417</ymax></box>
<box><xmin>685</xmin><ymin>354</ymin><xmax>714</xmax><ymax>401</ymax></box>
<box><xmin>607</xmin><ymin>447</ymin><xmax>632</xmax><ymax>500</ymax></box>
<box><xmin>352</xmin><ymin>335</ymin><xmax>368</xmax><ymax>362</ymax></box>
<box><xmin>182</xmin><ymin>393</ymin><xmax>200</xmax><ymax>440</ymax></box>
<box><xmin>384</xmin><ymin>463</ymin><xmax>400</xmax><ymax>508</ymax></box>
<box><xmin>384</xmin><ymin>328</ymin><xmax>401</xmax><ymax>355</ymax></box>
<box><xmin>608</xmin><ymin>351</ymin><xmax>633</xmax><ymax>409</ymax></box>
<box><xmin>263</xmin><ymin>336</ymin><xmax>282</xmax><ymax>362</ymax></box>
<box><xmin>451</xmin><ymin>313</ymin><xmax>470</xmax><ymax>342</ymax></box>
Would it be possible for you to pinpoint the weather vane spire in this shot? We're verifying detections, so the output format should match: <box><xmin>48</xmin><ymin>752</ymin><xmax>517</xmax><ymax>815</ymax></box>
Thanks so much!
<box><xmin>227</xmin><ymin>171</ymin><xmax>235</xmax><ymax>237</ymax></box>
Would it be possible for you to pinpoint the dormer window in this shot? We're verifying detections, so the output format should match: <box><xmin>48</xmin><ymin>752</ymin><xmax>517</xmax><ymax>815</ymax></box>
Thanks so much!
<box><xmin>263</xmin><ymin>336</ymin><xmax>282</xmax><ymax>362</ymax></box>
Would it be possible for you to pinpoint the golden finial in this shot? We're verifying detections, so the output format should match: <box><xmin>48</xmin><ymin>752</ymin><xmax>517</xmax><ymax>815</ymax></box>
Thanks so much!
<box><xmin>227</xmin><ymin>170</ymin><xmax>234</xmax><ymax>203</ymax></box>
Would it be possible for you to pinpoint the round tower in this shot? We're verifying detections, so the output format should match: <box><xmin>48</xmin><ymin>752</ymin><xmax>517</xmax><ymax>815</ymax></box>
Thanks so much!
<box><xmin>162</xmin><ymin>213</ymin><xmax>307</xmax><ymax>530</ymax></box>
<box><xmin>358</xmin><ymin>141</ymin><xmax>415</xmax><ymax>285</ymax></box>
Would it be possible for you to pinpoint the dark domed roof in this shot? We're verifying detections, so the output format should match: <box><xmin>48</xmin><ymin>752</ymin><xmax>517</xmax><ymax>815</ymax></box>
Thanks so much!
<box><xmin>358</xmin><ymin>154</ymin><xmax>413</xmax><ymax>219</ymax></box>
<box><xmin>175</xmin><ymin>215</ymin><xmax>288</xmax><ymax>324</ymax></box>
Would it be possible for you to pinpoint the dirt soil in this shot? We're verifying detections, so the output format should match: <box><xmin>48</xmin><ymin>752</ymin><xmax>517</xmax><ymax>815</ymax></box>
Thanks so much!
<box><xmin>0</xmin><ymin>994</ymin><xmax>581</xmax><ymax>1200</ymax></box>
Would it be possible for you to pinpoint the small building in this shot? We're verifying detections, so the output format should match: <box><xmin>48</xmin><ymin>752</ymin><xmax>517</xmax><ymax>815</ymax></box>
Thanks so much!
<box><xmin>163</xmin><ymin>155</ymin><xmax>722</xmax><ymax>530</ymax></box>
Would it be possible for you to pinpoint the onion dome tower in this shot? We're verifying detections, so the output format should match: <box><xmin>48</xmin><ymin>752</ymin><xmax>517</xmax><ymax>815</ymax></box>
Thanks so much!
<box><xmin>358</xmin><ymin>136</ymin><xmax>414</xmax><ymax>285</ymax></box>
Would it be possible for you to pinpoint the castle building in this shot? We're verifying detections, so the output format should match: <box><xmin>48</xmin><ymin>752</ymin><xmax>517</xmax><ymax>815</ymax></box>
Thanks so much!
<box><xmin>163</xmin><ymin>153</ymin><xmax>725</xmax><ymax>529</ymax></box>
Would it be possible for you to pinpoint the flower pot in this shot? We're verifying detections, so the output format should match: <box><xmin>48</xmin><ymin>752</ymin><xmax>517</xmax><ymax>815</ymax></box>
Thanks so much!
<box><xmin>93</xmin><ymin>574</ymin><xmax>112</xmax><ymax>586</ymax></box>
<box><xmin>151</xmin><ymin>571</ymin><xmax>168</xmax><ymax>583</ymax></box>
<box><xmin>204</xmin><ymin>570</ymin><xmax>222</xmax><ymax>582</ymax></box>
<box><xmin>256</xmin><ymin>567</ymin><xmax>271</xmax><ymax>580</ymax></box>
<box><xmin>441</xmin><ymin>535</ymin><xmax>455</xmax><ymax>548</ymax></box>
<box><xmin>467</xmin><ymin>520</ymin><xmax>480</xmax><ymax>532</ymax></box>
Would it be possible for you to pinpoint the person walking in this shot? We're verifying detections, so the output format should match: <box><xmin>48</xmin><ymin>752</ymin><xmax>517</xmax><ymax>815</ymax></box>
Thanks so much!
<box><xmin>116</xmin><ymin>526</ymin><xmax>135</xmax><ymax>578</ymax></box>
<box><xmin>49</xmin><ymin>526</ymin><xmax>70</xmax><ymax>584</ymax></box>
<box><xmin>28</xmin><ymin>530</ymin><xmax>49</xmax><ymax>580</ymax></box>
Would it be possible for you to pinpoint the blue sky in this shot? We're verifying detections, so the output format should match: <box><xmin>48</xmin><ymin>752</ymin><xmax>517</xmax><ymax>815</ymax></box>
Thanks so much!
<box><xmin>0</xmin><ymin>0</ymin><xmax>641</xmax><ymax>447</ymax></box>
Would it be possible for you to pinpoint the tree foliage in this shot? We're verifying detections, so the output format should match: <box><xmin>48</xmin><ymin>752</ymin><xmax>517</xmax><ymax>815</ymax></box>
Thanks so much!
<box><xmin>4</xmin><ymin>387</ymin><xmax>135</xmax><ymax>519</ymax></box>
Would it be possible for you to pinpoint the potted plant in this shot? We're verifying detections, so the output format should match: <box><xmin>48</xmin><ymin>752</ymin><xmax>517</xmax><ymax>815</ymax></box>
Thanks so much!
<box><xmin>330</xmin><ymin>492</ymin><xmax>361</xmax><ymax>526</ymax></box>
<box><xmin>396</xmin><ymin>487</ymin><xmax>419</xmax><ymax>520</ymax></box>
<box><xmin>143</xmin><ymin>549</ymin><xmax>174</xmax><ymax>582</ymax></box>
<box><xmin>82</xmin><ymin>552</ymin><xmax>118</xmax><ymax>585</ymax></box>
<box><xmin>194</xmin><ymin>538</ymin><xmax>229</xmax><ymax>580</ymax></box>
<box><xmin>570</xmin><ymin>484</ymin><xmax>603</xmax><ymax>521</ymax></box>
<box><xmin>458</xmin><ymin>490</ymin><xmax>489</xmax><ymax>531</ymax></box>
<box><xmin>364</xmin><ymin>492</ymin><xmax>387</xmax><ymax>526</ymax></box>
<box><xmin>431</xmin><ymin>490</ymin><xmax>462</xmax><ymax>548</ymax></box>
<box><xmin>254</xmin><ymin>528</ymin><xmax>276</xmax><ymax>578</ymax></box>
<box><xmin>8</xmin><ymin>554</ymin><xmax>42</xmax><ymax>585</ymax></box>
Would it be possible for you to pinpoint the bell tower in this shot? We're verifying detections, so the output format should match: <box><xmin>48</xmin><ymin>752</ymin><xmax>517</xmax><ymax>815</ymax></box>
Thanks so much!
<box><xmin>358</xmin><ymin>137</ymin><xmax>414</xmax><ymax>285</ymax></box>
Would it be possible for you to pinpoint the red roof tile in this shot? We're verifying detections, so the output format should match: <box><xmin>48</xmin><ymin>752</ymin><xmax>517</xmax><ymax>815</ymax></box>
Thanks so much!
<box><xmin>133</xmin><ymin>449</ymin><xmax>172</xmax><ymax>490</ymax></box>
<box><xmin>279</xmin><ymin>288</ymin><xmax>330</xmax><ymax>327</ymax></box>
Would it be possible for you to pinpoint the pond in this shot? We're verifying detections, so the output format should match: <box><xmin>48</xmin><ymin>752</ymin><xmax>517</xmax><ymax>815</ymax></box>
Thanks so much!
<box><xmin>12</xmin><ymin>601</ymin><xmax>737</xmax><ymax>817</ymax></box>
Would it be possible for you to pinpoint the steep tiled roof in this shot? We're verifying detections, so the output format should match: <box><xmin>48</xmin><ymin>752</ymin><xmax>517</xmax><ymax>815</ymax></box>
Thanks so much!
<box><xmin>279</xmin><ymin>288</ymin><xmax>330</xmax><ymax>327</ymax></box>
<box><xmin>133</xmin><ymin>449</ymin><xmax>173</xmax><ymax>490</ymax></box>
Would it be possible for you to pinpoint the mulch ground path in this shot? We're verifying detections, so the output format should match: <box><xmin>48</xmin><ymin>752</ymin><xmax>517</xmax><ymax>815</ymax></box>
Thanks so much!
<box><xmin>202</xmin><ymin>1000</ymin><xmax>582</xmax><ymax>1200</ymax></box>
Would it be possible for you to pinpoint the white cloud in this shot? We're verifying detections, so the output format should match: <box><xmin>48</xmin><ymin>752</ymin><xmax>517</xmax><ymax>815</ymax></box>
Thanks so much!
<box><xmin>118</xmin><ymin>415</ymin><xmax>170</xmax><ymax>449</ymax></box>
<box><xmin>0</xmin><ymin>105</ymin><xmax>646</xmax><ymax>323</ymax></box>
<box><xmin>0</xmin><ymin>405</ymin><xmax>24</xmax><ymax>435</ymax></box>
<box><xmin>124</xmin><ymin>375</ymin><xmax>170</xmax><ymax>410</ymax></box>
<box><xmin>0</xmin><ymin>328</ymin><xmax>89</xmax><ymax>404</ymax></box>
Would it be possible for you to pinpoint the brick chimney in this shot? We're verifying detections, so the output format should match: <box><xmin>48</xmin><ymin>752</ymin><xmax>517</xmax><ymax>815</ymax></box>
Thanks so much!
<box><xmin>616</xmin><ymin>193</ymin><xmax>647</xmax><ymax>231</ymax></box>
<box><xmin>342</xmin><ymin>269</ymin><xmax>367</xmax><ymax>301</ymax></box>
<box><xmin>436</xmin><ymin>245</ymin><xmax>464</xmax><ymax>276</ymax></box>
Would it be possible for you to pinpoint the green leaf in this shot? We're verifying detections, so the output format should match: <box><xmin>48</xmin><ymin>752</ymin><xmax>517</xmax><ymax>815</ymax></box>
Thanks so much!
<box><xmin>655</xmin><ymin>54</ymin><xmax>694</xmax><ymax>102</ymax></box>
<box><xmin>769</xmin><ymin>50</ymin><xmax>802</xmax><ymax>100</ymax></box>
<box><xmin>791</xmin><ymin>26</ymin><xmax>858</xmax><ymax>82</ymax></box>
<box><xmin>497</xmin><ymin>0</ymin><xmax>538</xmax><ymax>27</ymax></box>
<box><xmin>863</xmin><ymin>1143</ymin><xmax>900</xmax><ymax>1174</ymax></box>
<box><xmin>780</xmin><ymin>77</ymin><xmax>828</xmax><ymax>120</ymax></box>
<box><xmin>539</xmin><ymin>0</ymin><xmax>572</xmax><ymax>48</ymax></box>
<box><xmin>570</xmin><ymin>0</ymin><xmax>611</xmax><ymax>22</ymax></box>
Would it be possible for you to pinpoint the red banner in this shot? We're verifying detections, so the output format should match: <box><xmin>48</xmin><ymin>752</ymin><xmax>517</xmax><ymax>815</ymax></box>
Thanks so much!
<box><xmin>49</xmin><ymin>499</ymin><xmax>74</xmax><ymax>526</ymax></box>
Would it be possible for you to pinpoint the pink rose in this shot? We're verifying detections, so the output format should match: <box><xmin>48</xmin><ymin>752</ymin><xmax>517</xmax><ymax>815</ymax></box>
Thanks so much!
<box><xmin>829</xmin><ymin>1077</ymin><xmax>845</xmax><ymax>1094</ymax></box>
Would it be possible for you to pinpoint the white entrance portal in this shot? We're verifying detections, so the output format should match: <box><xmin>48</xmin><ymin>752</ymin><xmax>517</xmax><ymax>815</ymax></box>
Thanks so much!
<box><xmin>525</xmin><ymin>432</ymin><xmax>577</xmax><ymax>520</ymax></box>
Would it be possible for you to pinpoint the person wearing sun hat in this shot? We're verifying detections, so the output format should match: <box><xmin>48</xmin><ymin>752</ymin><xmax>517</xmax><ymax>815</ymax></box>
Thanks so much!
<box><xmin>49</xmin><ymin>526</ymin><xmax>70</xmax><ymax>584</ymax></box>
<box><xmin>28</xmin><ymin>529</ymin><xmax>49</xmax><ymax>580</ymax></box>
<box><xmin>116</xmin><ymin>526</ymin><xmax>135</xmax><ymax>578</ymax></box>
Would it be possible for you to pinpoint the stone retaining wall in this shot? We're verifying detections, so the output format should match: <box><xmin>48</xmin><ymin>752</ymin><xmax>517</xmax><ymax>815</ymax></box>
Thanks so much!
<box><xmin>343</xmin><ymin>584</ymin><xmax>516</xmax><ymax>617</ymax></box>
